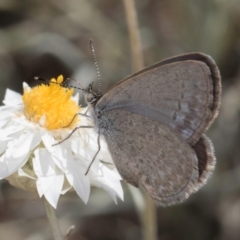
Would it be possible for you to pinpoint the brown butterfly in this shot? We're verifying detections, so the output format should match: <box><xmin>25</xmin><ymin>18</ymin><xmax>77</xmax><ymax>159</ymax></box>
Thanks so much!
<box><xmin>81</xmin><ymin>50</ymin><xmax>221</xmax><ymax>206</ymax></box>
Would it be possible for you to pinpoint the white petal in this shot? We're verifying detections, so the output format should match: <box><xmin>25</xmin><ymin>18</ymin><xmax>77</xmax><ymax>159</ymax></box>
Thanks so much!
<box><xmin>7</xmin><ymin>131</ymin><xmax>41</xmax><ymax>158</ymax></box>
<box><xmin>52</xmin><ymin>152</ymin><xmax>90</xmax><ymax>204</ymax></box>
<box><xmin>0</xmin><ymin>119</ymin><xmax>8</xmax><ymax>128</ymax></box>
<box><xmin>3</xmin><ymin>89</ymin><xmax>22</xmax><ymax>106</ymax></box>
<box><xmin>0</xmin><ymin>152</ymin><xmax>29</xmax><ymax>179</ymax></box>
<box><xmin>70</xmin><ymin>162</ymin><xmax>90</xmax><ymax>204</ymax></box>
<box><xmin>33</xmin><ymin>148</ymin><xmax>64</xmax><ymax>208</ymax></box>
<box><xmin>33</xmin><ymin>148</ymin><xmax>55</xmax><ymax>177</ymax></box>
<box><xmin>93</xmin><ymin>165</ymin><xmax>123</xmax><ymax>200</ymax></box>
<box><xmin>0</xmin><ymin>124</ymin><xmax>25</xmax><ymax>141</ymax></box>
<box><xmin>0</xmin><ymin>154</ymin><xmax>9</xmax><ymax>179</ymax></box>
<box><xmin>7</xmin><ymin>153</ymin><xmax>30</xmax><ymax>173</ymax></box>
<box><xmin>0</xmin><ymin>141</ymin><xmax>7</xmax><ymax>155</ymax></box>
<box><xmin>42</xmin><ymin>172</ymin><xmax>64</xmax><ymax>208</ymax></box>
<box><xmin>22</xmin><ymin>82</ymin><xmax>31</xmax><ymax>90</ymax></box>
<box><xmin>98</xmin><ymin>141</ymin><xmax>114</xmax><ymax>164</ymax></box>
<box><xmin>39</xmin><ymin>115</ymin><xmax>46</xmax><ymax>127</ymax></box>
<box><xmin>0</xmin><ymin>106</ymin><xmax>17</xmax><ymax>121</ymax></box>
<box><xmin>61</xmin><ymin>185</ymin><xmax>72</xmax><ymax>194</ymax></box>
<box><xmin>41</xmin><ymin>131</ymin><xmax>59</xmax><ymax>153</ymax></box>
<box><xmin>92</xmin><ymin>181</ymin><xmax>118</xmax><ymax>203</ymax></box>
<box><xmin>71</xmin><ymin>136</ymin><xmax>99</xmax><ymax>172</ymax></box>
<box><xmin>74</xmin><ymin>131</ymin><xmax>114</xmax><ymax>165</ymax></box>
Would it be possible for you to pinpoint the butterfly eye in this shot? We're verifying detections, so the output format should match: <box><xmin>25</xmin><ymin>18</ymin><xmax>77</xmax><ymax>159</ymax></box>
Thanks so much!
<box><xmin>97</xmin><ymin>111</ymin><xmax>102</xmax><ymax>118</ymax></box>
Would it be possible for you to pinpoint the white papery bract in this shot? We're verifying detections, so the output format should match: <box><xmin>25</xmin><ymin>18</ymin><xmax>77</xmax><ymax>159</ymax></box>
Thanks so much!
<box><xmin>0</xmin><ymin>77</ymin><xmax>123</xmax><ymax>208</ymax></box>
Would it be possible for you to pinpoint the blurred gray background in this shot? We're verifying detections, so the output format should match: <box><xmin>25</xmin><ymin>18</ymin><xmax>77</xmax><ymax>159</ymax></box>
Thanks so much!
<box><xmin>0</xmin><ymin>0</ymin><xmax>240</xmax><ymax>239</ymax></box>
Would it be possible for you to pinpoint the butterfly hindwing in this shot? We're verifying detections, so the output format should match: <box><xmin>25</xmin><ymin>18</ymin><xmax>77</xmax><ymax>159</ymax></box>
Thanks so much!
<box><xmin>100</xmin><ymin>109</ymin><xmax>206</xmax><ymax>206</ymax></box>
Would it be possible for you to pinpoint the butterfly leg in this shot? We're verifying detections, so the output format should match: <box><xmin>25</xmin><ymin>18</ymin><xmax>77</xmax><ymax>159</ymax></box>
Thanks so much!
<box><xmin>83</xmin><ymin>107</ymin><xmax>89</xmax><ymax>115</ymax></box>
<box><xmin>62</xmin><ymin>112</ymin><xmax>91</xmax><ymax>128</ymax></box>
<box><xmin>85</xmin><ymin>133</ymin><xmax>101</xmax><ymax>175</ymax></box>
<box><xmin>52</xmin><ymin>125</ymin><xmax>94</xmax><ymax>146</ymax></box>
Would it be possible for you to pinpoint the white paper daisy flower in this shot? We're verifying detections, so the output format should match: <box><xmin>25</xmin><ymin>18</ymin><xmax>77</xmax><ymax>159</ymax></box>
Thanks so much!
<box><xmin>0</xmin><ymin>75</ymin><xmax>123</xmax><ymax>208</ymax></box>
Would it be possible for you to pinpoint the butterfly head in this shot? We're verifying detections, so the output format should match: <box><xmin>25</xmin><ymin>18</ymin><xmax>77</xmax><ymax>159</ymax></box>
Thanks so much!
<box><xmin>84</xmin><ymin>83</ymin><xmax>102</xmax><ymax>106</ymax></box>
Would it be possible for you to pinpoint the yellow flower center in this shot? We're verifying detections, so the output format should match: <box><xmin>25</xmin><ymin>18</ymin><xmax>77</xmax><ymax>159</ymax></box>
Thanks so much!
<box><xmin>22</xmin><ymin>75</ymin><xmax>80</xmax><ymax>130</ymax></box>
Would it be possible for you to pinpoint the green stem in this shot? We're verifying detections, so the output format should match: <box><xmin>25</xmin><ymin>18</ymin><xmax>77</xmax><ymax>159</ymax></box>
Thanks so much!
<box><xmin>123</xmin><ymin>0</ymin><xmax>144</xmax><ymax>71</ymax></box>
<box><xmin>142</xmin><ymin>193</ymin><xmax>158</xmax><ymax>240</ymax></box>
<box><xmin>128</xmin><ymin>185</ymin><xmax>158</xmax><ymax>240</ymax></box>
<box><xmin>43</xmin><ymin>197</ymin><xmax>63</xmax><ymax>240</ymax></box>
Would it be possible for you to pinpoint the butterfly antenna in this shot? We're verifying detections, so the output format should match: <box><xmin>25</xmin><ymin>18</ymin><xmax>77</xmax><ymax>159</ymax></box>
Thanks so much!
<box><xmin>34</xmin><ymin>76</ymin><xmax>55</xmax><ymax>85</ymax></box>
<box><xmin>34</xmin><ymin>76</ymin><xmax>87</xmax><ymax>93</ymax></box>
<box><xmin>34</xmin><ymin>76</ymin><xmax>47</xmax><ymax>82</ymax></box>
<box><xmin>90</xmin><ymin>39</ymin><xmax>101</xmax><ymax>94</ymax></box>
<box><xmin>64</xmin><ymin>77</ymin><xmax>87</xmax><ymax>93</ymax></box>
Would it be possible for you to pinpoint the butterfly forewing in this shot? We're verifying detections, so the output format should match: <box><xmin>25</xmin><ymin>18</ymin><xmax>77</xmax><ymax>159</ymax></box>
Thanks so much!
<box><xmin>96</xmin><ymin>57</ymin><xmax>217</xmax><ymax>145</ymax></box>
<box><xmin>111</xmin><ymin>52</ymin><xmax>221</xmax><ymax>126</ymax></box>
